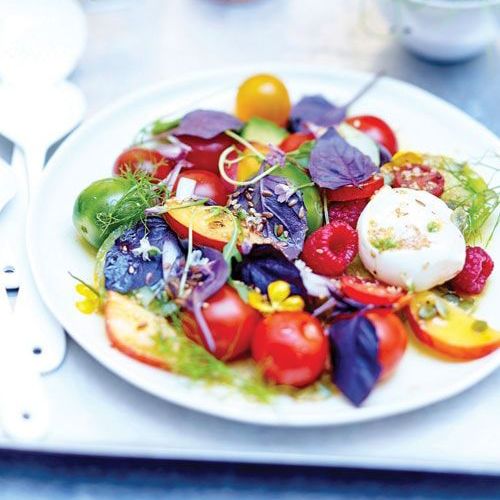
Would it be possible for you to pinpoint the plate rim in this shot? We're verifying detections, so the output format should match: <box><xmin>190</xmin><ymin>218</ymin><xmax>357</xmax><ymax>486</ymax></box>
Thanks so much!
<box><xmin>27</xmin><ymin>63</ymin><xmax>500</xmax><ymax>427</ymax></box>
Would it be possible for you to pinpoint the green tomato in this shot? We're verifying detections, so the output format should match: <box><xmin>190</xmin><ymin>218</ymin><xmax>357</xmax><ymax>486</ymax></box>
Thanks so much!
<box><xmin>73</xmin><ymin>177</ymin><xmax>134</xmax><ymax>248</ymax></box>
<box><xmin>277</xmin><ymin>163</ymin><xmax>323</xmax><ymax>233</ymax></box>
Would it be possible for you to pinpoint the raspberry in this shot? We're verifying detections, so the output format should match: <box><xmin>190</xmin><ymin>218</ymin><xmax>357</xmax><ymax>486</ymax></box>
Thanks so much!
<box><xmin>328</xmin><ymin>199</ymin><xmax>368</xmax><ymax>228</ymax></box>
<box><xmin>302</xmin><ymin>221</ymin><xmax>358</xmax><ymax>277</ymax></box>
<box><xmin>450</xmin><ymin>246</ymin><xmax>494</xmax><ymax>295</ymax></box>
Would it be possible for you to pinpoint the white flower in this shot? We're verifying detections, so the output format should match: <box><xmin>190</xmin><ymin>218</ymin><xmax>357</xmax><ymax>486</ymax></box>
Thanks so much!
<box><xmin>132</xmin><ymin>236</ymin><xmax>161</xmax><ymax>261</ymax></box>
<box><xmin>190</xmin><ymin>249</ymin><xmax>209</xmax><ymax>268</ymax></box>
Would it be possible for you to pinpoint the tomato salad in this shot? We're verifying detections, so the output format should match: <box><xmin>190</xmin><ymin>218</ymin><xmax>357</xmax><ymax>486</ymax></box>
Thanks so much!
<box><xmin>72</xmin><ymin>73</ymin><xmax>500</xmax><ymax>406</ymax></box>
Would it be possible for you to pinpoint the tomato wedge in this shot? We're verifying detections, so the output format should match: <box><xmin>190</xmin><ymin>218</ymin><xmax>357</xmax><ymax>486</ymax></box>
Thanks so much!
<box><xmin>325</xmin><ymin>175</ymin><xmax>384</xmax><ymax>202</ymax></box>
<box><xmin>392</xmin><ymin>164</ymin><xmax>445</xmax><ymax>198</ymax></box>
<box><xmin>341</xmin><ymin>276</ymin><xmax>406</xmax><ymax>306</ymax></box>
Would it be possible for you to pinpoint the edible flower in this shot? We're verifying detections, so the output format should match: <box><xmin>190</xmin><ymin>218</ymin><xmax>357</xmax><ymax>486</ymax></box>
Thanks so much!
<box><xmin>75</xmin><ymin>283</ymin><xmax>100</xmax><ymax>314</ymax></box>
<box><xmin>132</xmin><ymin>235</ymin><xmax>162</xmax><ymax>261</ymax></box>
<box><xmin>249</xmin><ymin>280</ymin><xmax>305</xmax><ymax>314</ymax></box>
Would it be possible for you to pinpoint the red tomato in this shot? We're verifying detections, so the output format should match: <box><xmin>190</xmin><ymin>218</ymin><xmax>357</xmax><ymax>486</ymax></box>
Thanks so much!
<box><xmin>341</xmin><ymin>276</ymin><xmax>406</xmax><ymax>306</ymax></box>
<box><xmin>279</xmin><ymin>132</ymin><xmax>314</xmax><ymax>153</ymax></box>
<box><xmin>182</xmin><ymin>285</ymin><xmax>261</xmax><ymax>362</ymax></box>
<box><xmin>252</xmin><ymin>312</ymin><xmax>328</xmax><ymax>387</ymax></box>
<box><xmin>325</xmin><ymin>175</ymin><xmax>384</xmax><ymax>202</ymax></box>
<box><xmin>366</xmin><ymin>311</ymin><xmax>407</xmax><ymax>380</ymax></box>
<box><xmin>392</xmin><ymin>164</ymin><xmax>445</xmax><ymax>197</ymax></box>
<box><xmin>176</xmin><ymin>133</ymin><xmax>236</xmax><ymax>173</ymax></box>
<box><xmin>113</xmin><ymin>147</ymin><xmax>174</xmax><ymax>181</ymax></box>
<box><xmin>346</xmin><ymin>115</ymin><xmax>398</xmax><ymax>156</ymax></box>
<box><xmin>173</xmin><ymin>169</ymin><xmax>228</xmax><ymax>206</ymax></box>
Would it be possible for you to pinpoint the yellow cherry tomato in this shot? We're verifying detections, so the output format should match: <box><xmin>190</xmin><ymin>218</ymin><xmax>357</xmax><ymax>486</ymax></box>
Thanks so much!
<box><xmin>236</xmin><ymin>74</ymin><xmax>291</xmax><ymax>127</ymax></box>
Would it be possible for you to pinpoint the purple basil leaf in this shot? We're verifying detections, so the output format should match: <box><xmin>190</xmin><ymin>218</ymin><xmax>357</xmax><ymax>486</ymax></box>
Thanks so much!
<box><xmin>329</xmin><ymin>315</ymin><xmax>381</xmax><ymax>406</ymax></box>
<box><xmin>290</xmin><ymin>73</ymin><xmax>383</xmax><ymax>133</ymax></box>
<box><xmin>309</xmin><ymin>128</ymin><xmax>378</xmax><ymax>190</ymax></box>
<box><xmin>290</xmin><ymin>95</ymin><xmax>346</xmax><ymax>132</ymax></box>
<box><xmin>104</xmin><ymin>217</ymin><xmax>182</xmax><ymax>293</ymax></box>
<box><xmin>232</xmin><ymin>244</ymin><xmax>307</xmax><ymax>299</ymax></box>
<box><xmin>233</xmin><ymin>175</ymin><xmax>308</xmax><ymax>259</ymax></box>
<box><xmin>186</xmin><ymin>247</ymin><xmax>229</xmax><ymax>354</ymax></box>
<box><xmin>171</xmin><ymin>109</ymin><xmax>243</xmax><ymax>140</ymax></box>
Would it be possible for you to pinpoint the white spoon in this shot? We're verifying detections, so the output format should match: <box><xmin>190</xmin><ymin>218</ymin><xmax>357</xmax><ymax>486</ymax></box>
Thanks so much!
<box><xmin>0</xmin><ymin>82</ymin><xmax>85</xmax><ymax>373</ymax></box>
<box><xmin>0</xmin><ymin>257</ymin><xmax>49</xmax><ymax>440</ymax></box>
<box><xmin>0</xmin><ymin>0</ymin><xmax>86</xmax><ymax>373</ymax></box>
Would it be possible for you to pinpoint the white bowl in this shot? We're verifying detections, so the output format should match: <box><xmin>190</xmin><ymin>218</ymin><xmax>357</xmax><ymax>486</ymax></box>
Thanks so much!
<box><xmin>377</xmin><ymin>0</ymin><xmax>500</xmax><ymax>62</ymax></box>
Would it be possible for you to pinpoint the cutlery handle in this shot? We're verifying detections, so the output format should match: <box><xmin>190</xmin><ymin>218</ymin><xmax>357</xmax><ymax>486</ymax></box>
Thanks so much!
<box><xmin>14</xmin><ymin>266</ymin><xmax>67</xmax><ymax>374</ymax></box>
<box><xmin>0</xmin><ymin>147</ymin><xmax>26</xmax><ymax>290</ymax></box>
<box><xmin>1</xmin><ymin>146</ymin><xmax>67</xmax><ymax>373</ymax></box>
<box><xmin>0</xmin><ymin>278</ymin><xmax>49</xmax><ymax>440</ymax></box>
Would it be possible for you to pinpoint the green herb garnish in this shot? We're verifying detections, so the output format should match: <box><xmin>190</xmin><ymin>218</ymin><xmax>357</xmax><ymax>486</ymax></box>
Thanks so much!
<box><xmin>96</xmin><ymin>172</ymin><xmax>167</xmax><ymax>235</ymax></box>
<box><xmin>371</xmin><ymin>236</ymin><xmax>398</xmax><ymax>252</ymax></box>
<box><xmin>431</xmin><ymin>156</ymin><xmax>499</xmax><ymax>244</ymax></box>
<box><xmin>427</xmin><ymin>221</ymin><xmax>441</xmax><ymax>233</ymax></box>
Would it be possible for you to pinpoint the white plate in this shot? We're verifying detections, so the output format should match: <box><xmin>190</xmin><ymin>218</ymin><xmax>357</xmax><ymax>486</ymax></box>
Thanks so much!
<box><xmin>27</xmin><ymin>65</ymin><xmax>500</xmax><ymax>427</ymax></box>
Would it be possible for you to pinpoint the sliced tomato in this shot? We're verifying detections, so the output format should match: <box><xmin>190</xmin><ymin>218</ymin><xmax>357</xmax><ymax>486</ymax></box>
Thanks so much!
<box><xmin>325</xmin><ymin>175</ymin><xmax>384</xmax><ymax>202</ymax></box>
<box><xmin>392</xmin><ymin>164</ymin><xmax>445</xmax><ymax>197</ymax></box>
<box><xmin>279</xmin><ymin>132</ymin><xmax>314</xmax><ymax>153</ymax></box>
<box><xmin>341</xmin><ymin>276</ymin><xmax>406</xmax><ymax>306</ymax></box>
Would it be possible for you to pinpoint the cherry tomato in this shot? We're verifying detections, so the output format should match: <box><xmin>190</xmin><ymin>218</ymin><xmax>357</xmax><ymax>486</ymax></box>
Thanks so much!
<box><xmin>346</xmin><ymin>115</ymin><xmax>398</xmax><ymax>156</ymax></box>
<box><xmin>176</xmin><ymin>133</ymin><xmax>235</xmax><ymax>173</ymax></box>
<box><xmin>252</xmin><ymin>312</ymin><xmax>328</xmax><ymax>387</ymax></box>
<box><xmin>341</xmin><ymin>276</ymin><xmax>406</xmax><ymax>306</ymax></box>
<box><xmin>366</xmin><ymin>311</ymin><xmax>407</xmax><ymax>380</ymax></box>
<box><xmin>325</xmin><ymin>175</ymin><xmax>384</xmax><ymax>202</ymax></box>
<box><xmin>279</xmin><ymin>132</ymin><xmax>314</xmax><ymax>153</ymax></box>
<box><xmin>236</xmin><ymin>74</ymin><xmax>291</xmax><ymax>127</ymax></box>
<box><xmin>113</xmin><ymin>147</ymin><xmax>174</xmax><ymax>181</ymax></box>
<box><xmin>182</xmin><ymin>285</ymin><xmax>261</xmax><ymax>362</ymax></box>
<box><xmin>392</xmin><ymin>164</ymin><xmax>445</xmax><ymax>197</ymax></box>
<box><xmin>173</xmin><ymin>169</ymin><xmax>228</xmax><ymax>206</ymax></box>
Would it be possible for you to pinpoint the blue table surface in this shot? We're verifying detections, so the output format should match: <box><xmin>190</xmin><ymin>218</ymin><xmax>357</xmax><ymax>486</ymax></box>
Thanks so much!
<box><xmin>1</xmin><ymin>0</ymin><xmax>500</xmax><ymax>497</ymax></box>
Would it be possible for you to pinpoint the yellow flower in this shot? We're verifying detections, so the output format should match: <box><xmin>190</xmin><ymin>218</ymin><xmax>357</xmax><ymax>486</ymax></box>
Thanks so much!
<box><xmin>388</xmin><ymin>151</ymin><xmax>423</xmax><ymax>167</ymax></box>
<box><xmin>248</xmin><ymin>280</ymin><xmax>305</xmax><ymax>315</ymax></box>
<box><xmin>75</xmin><ymin>283</ymin><xmax>100</xmax><ymax>314</ymax></box>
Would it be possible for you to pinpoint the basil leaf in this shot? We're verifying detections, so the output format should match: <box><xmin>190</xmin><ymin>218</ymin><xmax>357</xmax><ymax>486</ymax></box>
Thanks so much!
<box><xmin>290</xmin><ymin>95</ymin><xmax>345</xmax><ymax>132</ymax></box>
<box><xmin>232</xmin><ymin>244</ymin><xmax>308</xmax><ymax>299</ymax></box>
<box><xmin>104</xmin><ymin>217</ymin><xmax>182</xmax><ymax>293</ymax></box>
<box><xmin>329</xmin><ymin>315</ymin><xmax>381</xmax><ymax>406</ymax></box>
<box><xmin>233</xmin><ymin>175</ymin><xmax>308</xmax><ymax>260</ymax></box>
<box><xmin>309</xmin><ymin>128</ymin><xmax>377</xmax><ymax>190</ymax></box>
<box><xmin>172</xmin><ymin>109</ymin><xmax>243</xmax><ymax>140</ymax></box>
